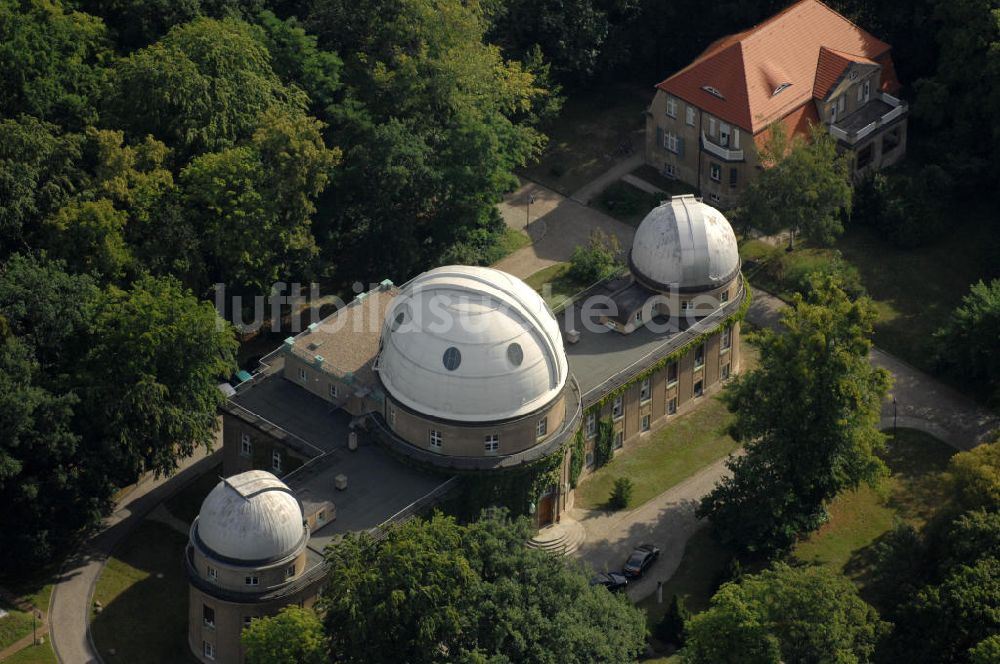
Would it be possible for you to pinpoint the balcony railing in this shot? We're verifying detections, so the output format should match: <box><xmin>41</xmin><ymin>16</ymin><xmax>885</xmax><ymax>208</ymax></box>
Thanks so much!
<box><xmin>701</xmin><ymin>132</ymin><xmax>744</xmax><ymax>161</ymax></box>
<box><xmin>829</xmin><ymin>92</ymin><xmax>907</xmax><ymax>145</ymax></box>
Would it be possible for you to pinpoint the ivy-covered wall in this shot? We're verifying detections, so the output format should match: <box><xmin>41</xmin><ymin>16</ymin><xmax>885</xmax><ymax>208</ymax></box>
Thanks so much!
<box><xmin>450</xmin><ymin>448</ymin><xmax>564</xmax><ymax>522</ymax></box>
<box><xmin>569</xmin><ymin>430</ymin><xmax>585</xmax><ymax>488</ymax></box>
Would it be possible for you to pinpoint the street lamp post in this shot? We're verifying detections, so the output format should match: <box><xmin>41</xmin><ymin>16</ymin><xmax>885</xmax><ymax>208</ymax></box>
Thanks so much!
<box><xmin>893</xmin><ymin>396</ymin><xmax>897</xmax><ymax>434</ymax></box>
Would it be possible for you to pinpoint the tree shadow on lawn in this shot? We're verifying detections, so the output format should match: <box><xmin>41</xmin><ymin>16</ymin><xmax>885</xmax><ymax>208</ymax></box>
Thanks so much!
<box><xmin>90</xmin><ymin>520</ymin><xmax>199</xmax><ymax>664</ymax></box>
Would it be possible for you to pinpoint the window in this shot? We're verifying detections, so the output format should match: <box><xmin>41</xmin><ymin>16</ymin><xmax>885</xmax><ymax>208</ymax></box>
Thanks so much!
<box><xmin>640</xmin><ymin>377</ymin><xmax>651</xmax><ymax>403</ymax></box>
<box><xmin>329</xmin><ymin>383</ymin><xmax>338</xmax><ymax>398</ymax></box>
<box><xmin>720</xmin><ymin>122</ymin><xmax>730</xmax><ymax>146</ymax></box>
<box><xmin>694</xmin><ymin>380</ymin><xmax>704</xmax><ymax>398</ymax></box>
<box><xmin>686</xmin><ymin>105</ymin><xmax>695</xmax><ymax>125</ymax></box>
<box><xmin>681</xmin><ymin>300</ymin><xmax>694</xmax><ymax>311</ymax></box>
<box><xmin>710</xmin><ymin>192</ymin><xmax>721</xmax><ymax>203</ymax></box>
<box><xmin>722</xmin><ymin>325</ymin><xmax>732</xmax><ymax>350</ymax></box>
<box><xmin>838</xmin><ymin>96</ymin><xmax>846</xmax><ymax>113</ymax></box>
<box><xmin>664</xmin><ymin>162</ymin><xmax>675</xmax><ymax>177</ymax></box>
<box><xmin>642</xmin><ymin>414</ymin><xmax>651</xmax><ymax>431</ymax></box>
<box><xmin>207</xmin><ymin>566</ymin><xmax>217</xmax><ymax>581</ymax></box>
<box><xmin>733</xmin><ymin>128</ymin><xmax>740</xmax><ymax>149</ymax></box>
<box><xmin>429</xmin><ymin>430</ymin><xmax>442</xmax><ymax>448</ymax></box>
<box><xmin>585</xmin><ymin>451</ymin><xmax>595</xmax><ymax>468</ymax></box>
<box><xmin>484</xmin><ymin>433</ymin><xmax>499</xmax><ymax>452</ymax></box>
<box><xmin>720</xmin><ymin>289</ymin><xmax>729</xmax><ymax>303</ymax></box>
<box><xmin>702</xmin><ymin>85</ymin><xmax>724</xmax><ymax>99</ymax></box>
<box><xmin>857</xmin><ymin>144</ymin><xmax>874</xmax><ymax>169</ymax></box>
<box><xmin>862</xmin><ymin>79</ymin><xmax>870</xmax><ymax>102</ymax></box>
<box><xmin>245</xmin><ymin>575</ymin><xmax>259</xmax><ymax>586</ymax></box>
<box><xmin>666</xmin><ymin>96</ymin><xmax>677</xmax><ymax>118</ymax></box>
<box><xmin>389</xmin><ymin>406</ymin><xmax>396</xmax><ymax>426</ymax></box>
<box><xmin>243</xmin><ymin>617</ymin><xmax>253</xmax><ymax>629</ymax></box>
<box><xmin>710</xmin><ymin>163</ymin><xmax>721</xmax><ymax>182</ymax></box>
<box><xmin>667</xmin><ymin>397</ymin><xmax>678</xmax><ymax>415</ymax></box>
<box><xmin>694</xmin><ymin>343</ymin><xmax>705</xmax><ymax>369</ymax></box>
<box><xmin>203</xmin><ymin>605</ymin><xmax>215</xmax><ymax>628</ymax></box>
<box><xmin>635</xmin><ymin>310</ymin><xmax>643</xmax><ymax>323</ymax></box>
<box><xmin>664</xmin><ymin>131</ymin><xmax>679</xmax><ymax>153</ymax></box>
<box><xmin>240</xmin><ymin>433</ymin><xmax>252</xmax><ymax>457</ymax></box>
<box><xmin>586</xmin><ymin>412</ymin><xmax>597</xmax><ymax>438</ymax></box>
<box><xmin>614</xmin><ymin>430</ymin><xmax>624</xmax><ymax>449</ymax></box>
<box><xmin>536</xmin><ymin>417</ymin><xmax>548</xmax><ymax>438</ymax></box>
<box><xmin>721</xmin><ymin>363</ymin><xmax>731</xmax><ymax>381</ymax></box>
<box><xmin>612</xmin><ymin>395</ymin><xmax>623</xmax><ymax>419</ymax></box>
<box><xmin>442</xmin><ymin>346</ymin><xmax>462</xmax><ymax>371</ymax></box>
<box><xmin>203</xmin><ymin>642</ymin><xmax>215</xmax><ymax>660</ymax></box>
<box><xmin>883</xmin><ymin>126</ymin><xmax>902</xmax><ymax>152</ymax></box>
<box><xmin>708</xmin><ymin>117</ymin><xmax>716</xmax><ymax>135</ymax></box>
<box><xmin>298</xmin><ymin>367</ymin><xmax>307</xmax><ymax>382</ymax></box>
<box><xmin>729</xmin><ymin>167</ymin><xmax>738</xmax><ymax>188</ymax></box>
<box><xmin>286</xmin><ymin>564</ymin><xmax>296</xmax><ymax>579</ymax></box>
<box><xmin>271</xmin><ymin>450</ymin><xmax>282</xmax><ymax>473</ymax></box>
<box><xmin>667</xmin><ymin>362</ymin><xmax>678</xmax><ymax>385</ymax></box>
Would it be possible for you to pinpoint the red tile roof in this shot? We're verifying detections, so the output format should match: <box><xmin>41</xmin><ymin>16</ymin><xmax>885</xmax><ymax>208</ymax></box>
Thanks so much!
<box><xmin>813</xmin><ymin>46</ymin><xmax>879</xmax><ymax>99</ymax></box>
<box><xmin>656</xmin><ymin>0</ymin><xmax>898</xmax><ymax>134</ymax></box>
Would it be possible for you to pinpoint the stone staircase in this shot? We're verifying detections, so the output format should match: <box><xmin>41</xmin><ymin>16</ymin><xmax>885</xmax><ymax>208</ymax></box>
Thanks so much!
<box><xmin>526</xmin><ymin>516</ymin><xmax>586</xmax><ymax>556</ymax></box>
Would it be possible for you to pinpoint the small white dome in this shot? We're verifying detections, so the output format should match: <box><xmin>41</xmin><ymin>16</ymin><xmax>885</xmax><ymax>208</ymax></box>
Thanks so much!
<box><xmin>629</xmin><ymin>195</ymin><xmax>740</xmax><ymax>292</ymax></box>
<box><xmin>196</xmin><ymin>471</ymin><xmax>305</xmax><ymax>562</ymax></box>
<box><xmin>378</xmin><ymin>265</ymin><xmax>568</xmax><ymax>422</ymax></box>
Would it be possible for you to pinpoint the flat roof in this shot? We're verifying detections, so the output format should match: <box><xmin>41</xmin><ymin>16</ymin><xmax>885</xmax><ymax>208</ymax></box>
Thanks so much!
<box><xmin>229</xmin><ymin>373</ymin><xmax>449</xmax><ymax>554</ymax></box>
<box><xmin>560</xmin><ymin>280</ymin><xmax>745</xmax><ymax>403</ymax></box>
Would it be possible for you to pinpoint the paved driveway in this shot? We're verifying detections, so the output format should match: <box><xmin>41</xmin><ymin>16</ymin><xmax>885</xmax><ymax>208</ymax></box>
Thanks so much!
<box><xmin>495</xmin><ymin>178</ymin><xmax>635</xmax><ymax>279</ymax></box>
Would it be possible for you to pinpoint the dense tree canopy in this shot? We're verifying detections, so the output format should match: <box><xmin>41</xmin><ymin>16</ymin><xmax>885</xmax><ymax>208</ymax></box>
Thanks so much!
<box><xmin>698</xmin><ymin>276</ymin><xmax>891</xmax><ymax>556</ymax></box>
<box><xmin>242</xmin><ymin>606</ymin><xmax>327</xmax><ymax>664</ymax></box>
<box><xmin>933</xmin><ymin>279</ymin><xmax>1000</xmax><ymax>404</ymax></box>
<box><xmin>683</xmin><ymin>564</ymin><xmax>888</xmax><ymax>664</ymax></box>
<box><xmin>320</xmin><ymin>510</ymin><xmax>647</xmax><ymax>663</ymax></box>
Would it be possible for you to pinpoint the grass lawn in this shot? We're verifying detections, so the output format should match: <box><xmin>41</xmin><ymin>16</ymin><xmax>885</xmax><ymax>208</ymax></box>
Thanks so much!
<box><xmin>91</xmin><ymin>520</ymin><xmax>199</xmax><ymax>664</ymax></box>
<box><xmin>574</xmin><ymin>348</ymin><xmax>757</xmax><ymax>510</ymax></box>
<box><xmin>0</xmin><ymin>605</ymin><xmax>36</xmax><ymax>650</ymax></box>
<box><xmin>742</xmin><ymin>206</ymin><xmax>999</xmax><ymax>382</ymax></box>
<box><xmin>523</xmin><ymin>263</ymin><xmax>593</xmax><ymax>310</ymax></box>
<box><xmin>793</xmin><ymin>428</ymin><xmax>955</xmax><ymax>591</ymax></box>
<box><xmin>593</xmin><ymin>181</ymin><xmax>663</xmax><ymax>227</ymax></box>
<box><xmin>495</xmin><ymin>227</ymin><xmax>531</xmax><ymax>257</ymax></box>
<box><xmin>2</xmin><ymin>641</ymin><xmax>57</xmax><ymax>664</ymax></box>
<box><xmin>164</xmin><ymin>462</ymin><xmax>223</xmax><ymax>525</ymax></box>
<box><xmin>522</xmin><ymin>83</ymin><xmax>650</xmax><ymax>195</ymax></box>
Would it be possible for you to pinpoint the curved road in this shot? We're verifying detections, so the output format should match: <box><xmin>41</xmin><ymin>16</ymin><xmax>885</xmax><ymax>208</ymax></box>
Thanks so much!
<box><xmin>49</xmin><ymin>446</ymin><xmax>219</xmax><ymax>664</ymax></box>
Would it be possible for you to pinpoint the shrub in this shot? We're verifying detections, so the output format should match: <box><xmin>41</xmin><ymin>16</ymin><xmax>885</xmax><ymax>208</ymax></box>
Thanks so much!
<box><xmin>609</xmin><ymin>477</ymin><xmax>634</xmax><ymax>510</ymax></box>
<box><xmin>655</xmin><ymin>594</ymin><xmax>690</xmax><ymax>648</ymax></box>
<box><xmin>933</xmin><ymin>279</ymin><xmax>1000</xmax><ymax>401</ymax></box>
<box><xmin>597</xmin><ymin>181</ymin><xmax>659</xmax><ymax>217</ymax></box>
<box><xmin>568</xmin><ymin>229</ymin><xmax>622</xmax><ymax>284</ymax></box>
<box><xmin>852</xmin><ymin>166</ymin><xmax>951</xmax><ymax>248</ymax></box>
<box><xmin>785</xmin><ymin>253</ymin><xmax>865</xmax><ymax>300</ymax></box>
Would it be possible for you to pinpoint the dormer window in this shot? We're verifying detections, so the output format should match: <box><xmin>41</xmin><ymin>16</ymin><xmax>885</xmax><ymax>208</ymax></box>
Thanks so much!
<box><xmin>701</xmin><ymin>85</ymin><xmax>725</xmax><ymax>99</ymax></box>
<box><xmin>772</xmin><ymin>82</ymin><xmax>791</xmax><ymax>96</ymax></box>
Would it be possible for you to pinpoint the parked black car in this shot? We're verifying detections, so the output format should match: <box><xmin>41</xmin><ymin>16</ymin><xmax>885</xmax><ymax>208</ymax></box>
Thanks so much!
<box><xmin>622</xmin><ymin>544</ymin><xmax>660</xmax><ymax>578</ymax></box>
<box><xmin>590</xmin><ymin>572</ymin><xmax>629</xmax><ymax>592</ymax></box>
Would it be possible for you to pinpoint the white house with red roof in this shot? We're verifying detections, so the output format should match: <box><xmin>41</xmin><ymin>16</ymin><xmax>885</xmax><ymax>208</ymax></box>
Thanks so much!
<box><xmin>644</xmin><ymin>0</ymin><xmax>908</xmax><ymax>208</ymax></box>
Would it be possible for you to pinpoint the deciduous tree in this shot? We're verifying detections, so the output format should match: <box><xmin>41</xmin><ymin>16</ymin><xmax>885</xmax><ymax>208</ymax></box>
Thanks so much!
<box><xmin>682</xmin><ymin>564</ymin><xmax>887</xmax><ymax>664</ymax></box>
<box><xmin>698</xmin><ymin>276</ymin><xmax>891</xmax><ymax>555</ymax></box>
<box><xmin>242</xmin><ymin>606</ymin><xmax>327</xmax><ymax>664</ymax></box>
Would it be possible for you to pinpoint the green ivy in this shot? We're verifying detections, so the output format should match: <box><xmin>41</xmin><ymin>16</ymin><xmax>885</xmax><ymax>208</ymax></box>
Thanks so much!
<box><xmin>595</xmin><ymin>417</ymin><xmax>614</xmax><ymax>468</ymax></box>
<box><xmin>588</xmin><ymin>278</ymin><xmax>753</xmax><ymax>412</ymax></box>
<box><xmin>569</xmin><ymin>429</ymin><xmax>585</xmax><ymax>488</ymax></box>
<box><xmin>454</xmin><ymin>447</ymin><xmax>564</xmax><ymax>521</ymax></box>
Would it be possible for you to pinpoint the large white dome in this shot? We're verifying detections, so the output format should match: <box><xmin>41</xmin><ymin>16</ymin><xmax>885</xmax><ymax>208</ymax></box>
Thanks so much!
<box><xmin>196</xmin><ymin>471</ymin><xmax>305</xmax><ymax>562</ymax></box>
<box><xmin>629</xmin><ymin>195</ymin><xmax>740</xmax><ymax>292</ymax></box>
<box><xmin>377</xmin><ymin>265</ymin><xmax>568</xmax><ymax>422</ymax></box>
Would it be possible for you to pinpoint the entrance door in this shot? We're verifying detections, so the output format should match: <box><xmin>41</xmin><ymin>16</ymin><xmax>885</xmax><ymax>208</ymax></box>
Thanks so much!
<box><xmin>537</xmin><ymin>493</ymin><xmax>556</xmax><ymax>527</ymax></box>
